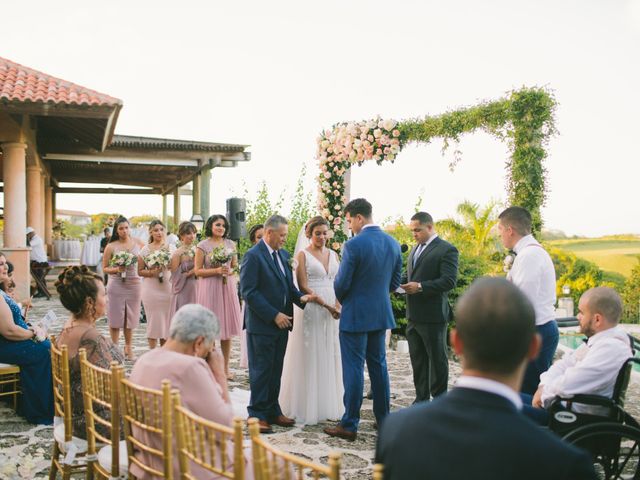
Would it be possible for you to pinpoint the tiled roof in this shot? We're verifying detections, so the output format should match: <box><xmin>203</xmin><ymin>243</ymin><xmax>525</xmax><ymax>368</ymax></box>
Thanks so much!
<box><xmin>110</xmin><ymin>135</ymin><xmax>248</xmax><ymax>152</ymax></box>
<box><xmin>0</xmin><ymin>56</ymin><xmax>122</xmax><ymax>107</ymax></box>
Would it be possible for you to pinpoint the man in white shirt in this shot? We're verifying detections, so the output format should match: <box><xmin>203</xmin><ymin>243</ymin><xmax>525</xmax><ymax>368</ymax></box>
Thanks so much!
<box><xmin>26</xmin><ymin>226</ymin><xmax>50</xmax><ymax>298</ymax></box>
<box><xmin>498</xmin><ymin>206</ymin><xmax>558</xmax><ymax>394</ymax></box>
<box><xmin>523</xmin><ymin>287</ymin><xmax>633</xmax><ymax>423</ymax></box>
<box><xmin>375</xmin><ymin>277</ymin><xmax>596</xmax><ymax>480</ymax></box>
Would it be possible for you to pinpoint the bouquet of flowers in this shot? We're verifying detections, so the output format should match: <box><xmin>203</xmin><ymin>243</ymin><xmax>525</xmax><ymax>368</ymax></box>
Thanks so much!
<box><xmin>145</xmin><ymin>248</ymin><xmax>171</xmax><ymax>282</ymax></box>
<box><xmin>175</xmin><ymin>241</ymin><xmax>196</xmax><ymax>259</ymax></box>
<box><xmin>109</xmin><ymin>251</ymin><xmax>137</xmax><ymax>282</ymax></box>
<box><xmin>210</xmin><ymin>245</ymin><xmax>234</xmax><ymax>284</ymax></box>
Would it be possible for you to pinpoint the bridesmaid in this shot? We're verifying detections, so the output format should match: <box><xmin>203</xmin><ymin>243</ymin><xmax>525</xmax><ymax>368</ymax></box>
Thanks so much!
<box><xmin>169</xmin><ymin>221</ymin><xmax>197</xmax><ymax>319</ymax></box>
<box><xmin>194</xmin><ymin>214</ymin><xmax>242</xmax><ymax>378</ymax></box>
<box><xmin>239</xmin><ymin>224</ymin><xmax>264</xmax><ymax>369</ymax></box>
<box><xmin>102</xmin><ymin>216</ymin><xmax>144</xmax><ymax>360</ymax></box>
<box><xmin>138</xmin><ymin>220</ymin><xmax>172</xmax><ymax>349</ymax></box>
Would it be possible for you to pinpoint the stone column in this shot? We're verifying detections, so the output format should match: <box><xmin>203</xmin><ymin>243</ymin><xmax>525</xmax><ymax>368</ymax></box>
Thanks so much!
<box><xmin>162</xmin><ymin>194</ymin><xmax>168</xmax><ymax>226</ymax></box>
<box><xmin>26</xmin><ymin>165</ymin><xmax>43</xmax><ymax>236</ymax></box>
<box><xmin>200</xmin><ymin>168</ymin><xmax>211</xmax><ymax>221</ymax></box>
<box><xmin>173</xmin><ymin>188</ymin><xmax>181</xmax><ymax>228</ymax></box>
<box><xmin>2</xmin><ymin>143</ymin><xmax>27</xmax><ymax>247</ymax></box>
<box><xmin>44</xmin><ymin>184</ymin><xmax>53</xmax><ymax>246</ymax></box>
<box><xmin>192</xmin><ymin>175</ymin><xmax>201</xmax><ymax>216</ymax></box>
<box><xmin>1</xmin><ymin>142</ymin><xmax>30</xmax><ymax>299</ymax></box>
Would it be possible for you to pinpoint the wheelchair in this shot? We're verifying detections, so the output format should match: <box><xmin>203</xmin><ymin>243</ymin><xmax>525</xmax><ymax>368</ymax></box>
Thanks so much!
<box><xmin>547</xmin><ymin>351</ymin><xmax>640</xmax><ymax>479</ymax></box>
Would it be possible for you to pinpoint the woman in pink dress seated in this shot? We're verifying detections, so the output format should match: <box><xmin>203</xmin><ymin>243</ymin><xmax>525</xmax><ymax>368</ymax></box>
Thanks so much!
<box><xmin>129</xmin><ymin>304</ymin><xmax>251</xmax><ymax>480</ymax></box>
<box><xmin>195</xmin><ymin>214</ymin><xmax>242</xmax><ymax>379</ymax></box>
<box><xmin>102</xmin><ymin>216</ymin><xmax>144</xmax><ymax>360</ymax></box>
<box><xmin>169</xmin><ymin>221</ymin><xmax>197</xmax><ymax>319</ymax></box>
<box><xmin>138</xmin><ymin>219</ymin><xmax>172</xmax><ymax>349</ymax></box>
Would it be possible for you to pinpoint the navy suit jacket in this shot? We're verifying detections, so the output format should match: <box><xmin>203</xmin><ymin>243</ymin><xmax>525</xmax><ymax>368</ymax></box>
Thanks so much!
<box><xmin>334</xmin><ymin>226</ymin><xmax>402</xmax><ymax>333</ymax></box>
<box><xmin>240</xmin><ymin>241</ymin><xmax>304</xmax><ymax>336</ymax></box>
<box><xmin>376</xmin><ymin>387</ymin><xmax>597</xmax><ymax>480</ymax></box>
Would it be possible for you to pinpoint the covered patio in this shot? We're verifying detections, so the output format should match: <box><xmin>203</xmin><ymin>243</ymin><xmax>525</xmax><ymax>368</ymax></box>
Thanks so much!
<box><xmin>0</xmin><ymin>56</ymin><xmax>250</xmax><ymax>299</ymax></box>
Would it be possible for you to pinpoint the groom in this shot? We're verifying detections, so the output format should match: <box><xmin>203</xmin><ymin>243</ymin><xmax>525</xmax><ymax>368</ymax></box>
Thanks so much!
<box><xmin>325</xmin><ymin>198</ymin><xmax>402</xmax><ymax>441</ymax></box>
<box><xmin>240</xmin><ymin>214</ymin><xmax>315</xmax><ymax>433</ymax></box>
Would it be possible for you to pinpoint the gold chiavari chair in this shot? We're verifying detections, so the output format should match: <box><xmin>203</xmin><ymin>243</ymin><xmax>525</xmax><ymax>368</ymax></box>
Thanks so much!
<box><xmin>79</xmin><ymin>348</ymin><xmax>127</xmax><ymax>479</ymax></box>
<box><xmin>173</xmin><ymin>391</ymin><xmax>245</xmax><ymax>480</ymax></box>
<box><xmin>49</xmin><ymin>336</ymin><xmax>89</xmax><ymax>480</ymax></box>
<box><xmin>373</xmin><ymin>463</ymin><xmax>384</xmax><ymax>480</ymax></box>
<box><xmin>247</xmin><ymin>418</ymin><xmax>341</xmax><ymax>480</ymax></box>
<box><xmin>0</xmin><ymin>362</ymin><xmax>20</xmax><ymax>410</ymax></box>
<box><xmin>121</xmin><ymin>378</ymin><xmax>176</xmax><ymax>480</ymax></box>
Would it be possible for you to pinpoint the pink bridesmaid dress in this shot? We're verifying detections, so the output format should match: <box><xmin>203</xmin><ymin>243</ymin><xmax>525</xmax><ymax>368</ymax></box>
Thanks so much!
<box><xmin>169</xmin><ymin>255</ymin><xmax>196</xmax><ymax>319</ymax></box>
<box><xmin>107</xmin><ymin>243</ymin><xmax>142</xmax><ymax>330</ymax></box>
<box><xmin>195</xmin><ymin>238</ymin><xmax>242</xmax><ymax>340</ymax></box>
<box><xmin>140</xmin><ymin>244</ymin><xmax>172</xmax><ymax>340</ymax></box>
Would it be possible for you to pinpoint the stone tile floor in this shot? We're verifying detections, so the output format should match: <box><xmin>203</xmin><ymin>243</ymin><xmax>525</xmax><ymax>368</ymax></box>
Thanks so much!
<box><xmin>1</xmin><ymin>297</ymin><xmax>638</xmax><ymax>479</ymax></box>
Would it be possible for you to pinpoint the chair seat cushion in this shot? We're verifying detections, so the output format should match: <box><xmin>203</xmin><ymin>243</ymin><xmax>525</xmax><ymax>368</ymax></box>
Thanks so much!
<box><xmin>53</xmin><ymin>422</ymin><xmax>88</xmax><ymax>455</ymax></box>
<box><xmin>98</xmin><ymin>441</ymin><xmax>128</xmax><ymax>478</ymax></box>
<box><xmin>0</xmin><ymin>363</ymin><xmax>19</xmax><ymax>370</ymax></box>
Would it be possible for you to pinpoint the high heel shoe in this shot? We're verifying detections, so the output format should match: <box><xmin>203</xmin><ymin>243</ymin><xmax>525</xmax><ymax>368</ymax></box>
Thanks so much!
<box><xmin>124</xmin><ymin>346</ymin><xmax>136</xmax><ymax>361</ymax></box>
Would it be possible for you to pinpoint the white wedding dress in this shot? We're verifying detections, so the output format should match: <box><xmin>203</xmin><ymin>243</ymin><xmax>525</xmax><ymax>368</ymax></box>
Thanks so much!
<box><xmin>279</xmin><ymin>249</ymin><xmax>344</xmax><ymax>425</ymax></box>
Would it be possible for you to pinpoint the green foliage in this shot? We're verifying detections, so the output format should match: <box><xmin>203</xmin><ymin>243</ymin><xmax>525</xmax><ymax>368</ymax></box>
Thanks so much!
<box><xmin>239</xmin><ymin>168</ymin><xmax>313</xmax><ymax>256</ymax></box>
<box><xmin>85</xmin><ymin>213</ymin><xmax>120</xmax><ymax>236</ymax></box>
<box><xmin>622</xmin><ymin>260</ymin><xmax>640</xmax><ymax>323</ymax></box>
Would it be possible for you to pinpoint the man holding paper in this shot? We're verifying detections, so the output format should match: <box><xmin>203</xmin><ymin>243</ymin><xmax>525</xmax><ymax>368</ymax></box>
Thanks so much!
<box><xmin>400</xmin><ymin>211</ymin><xmax>458</xmax><ymax>402</ymax></box>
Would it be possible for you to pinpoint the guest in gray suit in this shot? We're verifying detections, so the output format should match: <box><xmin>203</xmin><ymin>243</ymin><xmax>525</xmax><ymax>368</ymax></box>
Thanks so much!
<box><xmin>400</xmin><ymin>211</ymin><xmax>458</xmax><ymax>402</ymax></box>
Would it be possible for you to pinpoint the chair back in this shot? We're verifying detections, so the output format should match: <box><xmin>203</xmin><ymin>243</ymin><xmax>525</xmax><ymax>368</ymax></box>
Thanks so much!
<box><xmin>79</xmin><ymin>348</ymin><xmax>124</xmax><ymax>479</ymax></box>
<box><xmin>120</xmin><ymin>378</ymin><xmax>175</xmax><ymax>479</ymax></box>
<box><xmin>248</xmin><ymin>418</ymin><xmax>340</xmax><ymax>480</ymax></box>
<box><xmin>0</xmin><ymin>363</ymin><xmax>21</xmax><ymax>409</ymax></box>
<box><xmin>373</xmin><ymin>464</ymin><xmax>384</xmax><ymax>480</ymax></box>
<box><xmin>611</xmin><ymin>338</ymin><xmax>639</xmax><ymax>409</ymax></box>
<box><xmin>173</xmin><ymin>391</ymin><xmax>244</xmax><ymax>479</ymax></box>
<box><xmin>50</xmin><ymin>335</ymin><xmax>73</xmax><ymax>443</ymax></box>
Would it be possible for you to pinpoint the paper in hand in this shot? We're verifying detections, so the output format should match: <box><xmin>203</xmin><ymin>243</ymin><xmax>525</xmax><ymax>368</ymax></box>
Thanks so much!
<box><xmin>35</xmin><ymin>310</ymin><xmax>57</xmax><ymax>333</ymax></box>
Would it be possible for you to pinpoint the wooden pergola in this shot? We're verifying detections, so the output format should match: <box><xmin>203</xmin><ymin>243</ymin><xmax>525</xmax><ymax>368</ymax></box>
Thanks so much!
<box><xmin>0</xmin><ymin>56</ymin><xmax>250</xmax><ymax>298</ymax></box>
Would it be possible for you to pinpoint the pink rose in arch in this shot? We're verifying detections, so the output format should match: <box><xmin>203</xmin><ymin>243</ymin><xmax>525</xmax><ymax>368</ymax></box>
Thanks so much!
<box><xmin>324</xmin><ymin>172</ymin><xmax>331</xmax><ymax>179</ymax></box>
<box><xmin>392</xmin><ymin>129</ymin><xmax>400</xmax><ymax>137</ymax></box>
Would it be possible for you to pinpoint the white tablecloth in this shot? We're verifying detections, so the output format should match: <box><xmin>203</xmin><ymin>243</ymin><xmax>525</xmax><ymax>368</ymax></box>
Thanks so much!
<box><xmin>53</xmin><ymin>239</ymin><xmax>82</xmax><ymax>261</ymax></box>
<box><xmin>80</xmin><ymin>237</ymin><xmax>101</xmax><ymax>266</ymax></box>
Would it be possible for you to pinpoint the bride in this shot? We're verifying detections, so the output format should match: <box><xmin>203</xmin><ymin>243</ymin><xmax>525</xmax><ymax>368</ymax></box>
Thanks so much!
<box><xmin>279</xmin><ymin>216</ymin><xmax>344</xmax><ymax>425</ymax></box>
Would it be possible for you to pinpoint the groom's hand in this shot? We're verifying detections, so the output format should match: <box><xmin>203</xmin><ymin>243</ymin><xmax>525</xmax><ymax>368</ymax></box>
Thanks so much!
<box><xmin>274</xmin><ymin>312</ymin><xmax>293</xmax><ymax>329</ymax></box>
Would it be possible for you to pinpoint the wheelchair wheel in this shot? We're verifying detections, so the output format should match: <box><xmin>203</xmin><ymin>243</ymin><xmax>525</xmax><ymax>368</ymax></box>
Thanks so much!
<box><xmin>563</xmin><ymin>422</ymin><xmax>640</xmax><ymax>479</ymax></box>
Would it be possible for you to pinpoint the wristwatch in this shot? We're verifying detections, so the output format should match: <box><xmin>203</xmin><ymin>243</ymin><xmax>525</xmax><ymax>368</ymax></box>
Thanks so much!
<box><xmin>417</xmin><ymin>283</ymin><xmax>423</xmax><ymax>293</ymax></box>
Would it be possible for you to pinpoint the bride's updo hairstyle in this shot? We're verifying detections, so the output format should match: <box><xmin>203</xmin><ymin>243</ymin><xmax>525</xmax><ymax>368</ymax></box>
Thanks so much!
<box><xmin>305</xmin><ymin>216</ymin><xmax>329</xmax><ymax>238</ymax></box>
<box><xmin>55</xmin><ymin>265</ymin><xmax>102</xmax><ymax>316</ymax></box>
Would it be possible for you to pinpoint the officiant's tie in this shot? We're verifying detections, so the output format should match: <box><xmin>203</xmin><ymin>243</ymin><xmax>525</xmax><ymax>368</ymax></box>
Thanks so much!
<box><xmin>272</xmin><ymin>250</ymin><xmax>286</xmax><ymax>277</ymax></box>
<box><xmin>413</xmin><ymin>243</ymin><xmax>426</xmax><ymax>268</ymax></box>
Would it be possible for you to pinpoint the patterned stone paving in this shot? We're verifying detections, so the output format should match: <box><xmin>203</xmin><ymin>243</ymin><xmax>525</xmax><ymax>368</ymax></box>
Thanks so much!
<box><xmin>1</xmin><ymin>296</ymin><xmax>638</xmax><ymax>479</ymax></box>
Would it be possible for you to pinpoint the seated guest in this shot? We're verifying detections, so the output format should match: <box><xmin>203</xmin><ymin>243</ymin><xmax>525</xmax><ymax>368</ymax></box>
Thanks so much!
<box><xmin>26</xmin><ymin>226</ymin><xmax>50</xmax><ymax>298</ymax></box>
<box><xmin>54</xmin><ymin>266</ymin><xmax>124</xmax><ymax>439</ymax></box>
<box><xmin>375</xmin><ymin>277</ymin><xmax>596</xmax><ymax>480</ymax></box>
<box><xmin>523</xmin><ymin>287</ymin><xmax>633</xmax><ymax>424</ymax></box>
<box><xmin>1</xmin><ymin>261</ymin><xmax>31</xmax><ymax>318</ymax></box>
<box><xmin>129</xmin><ymin>304</ymin><xmax>250</xmax><ymax>480</ymax></box>
<box><xmin>0</xmin><ymin>251</ymin><xmax>53</xmax><ymax>424</ymax></box>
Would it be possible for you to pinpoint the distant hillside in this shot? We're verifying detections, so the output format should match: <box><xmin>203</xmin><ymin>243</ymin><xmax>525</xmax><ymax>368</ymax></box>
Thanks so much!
<box><xmin>548</xmin><ymin>236</ymin><xmax>640</xmax><ymax>278</ymax></box>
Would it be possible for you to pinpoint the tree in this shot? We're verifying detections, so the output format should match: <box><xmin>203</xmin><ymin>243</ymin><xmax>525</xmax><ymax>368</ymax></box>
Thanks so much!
<box><xmin>621</xmin><ymin>259</ymin><xmax>640</xmax><ymax>324</ymax></box>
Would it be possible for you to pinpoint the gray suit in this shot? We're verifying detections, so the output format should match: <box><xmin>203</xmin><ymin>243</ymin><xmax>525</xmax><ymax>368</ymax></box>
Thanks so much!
<box><xmin>403</xmin><ymin>236</ymin><xmax>458</xmax><ymax>401</ymax></box>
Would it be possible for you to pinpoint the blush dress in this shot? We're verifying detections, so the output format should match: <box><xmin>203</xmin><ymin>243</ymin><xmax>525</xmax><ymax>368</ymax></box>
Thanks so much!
<box><xmin>107</xmin><ymin>243</ymin><xmax>142</xmax><ymax>330</ymax></box>
<box><xmin>169</xmin><ymin>254</ymin><xmax>197</xmax><ymax>319</ymax></box>
<box><xmin>140</xmin><ymin>244</ymin><xmax>172</xmax><ymax>341</ymax></box>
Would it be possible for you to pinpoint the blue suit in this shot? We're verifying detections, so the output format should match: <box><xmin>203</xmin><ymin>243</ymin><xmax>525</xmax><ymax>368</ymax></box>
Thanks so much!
<box><xmin>240</xmin><ymin>240</ymin><xmax>305</xmax><ymax>421</ymax></box>
<box><xmin>334</xmin><ymin>225</ymin><xmax>402</xmax><ymax>431</ymax></box>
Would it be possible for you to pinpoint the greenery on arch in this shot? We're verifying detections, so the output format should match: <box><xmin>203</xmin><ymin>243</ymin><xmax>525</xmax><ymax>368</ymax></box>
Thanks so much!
<box><xmin>316</xmin><ymin>87</ymin><xmax>557</xmax><ymax>249</ymax></box>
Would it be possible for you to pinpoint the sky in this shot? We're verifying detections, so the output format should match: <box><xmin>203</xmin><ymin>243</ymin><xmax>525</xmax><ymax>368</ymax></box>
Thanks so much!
<box><xmin>2</xmin><ymin>0</ymin><xmax>639</xmax><ymax>236</ymax></box>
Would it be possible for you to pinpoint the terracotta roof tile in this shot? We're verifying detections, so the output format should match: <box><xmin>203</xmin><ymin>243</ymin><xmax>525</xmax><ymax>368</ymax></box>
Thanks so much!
<box><xmin>0</xmin><ymin>56</ymin><xmax>122</xmax><ymax>107</ymax></box>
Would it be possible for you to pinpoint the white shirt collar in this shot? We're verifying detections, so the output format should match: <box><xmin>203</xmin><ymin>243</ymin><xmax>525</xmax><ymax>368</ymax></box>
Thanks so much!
<box><xmin>513</xmin><ymin>234</ymin><xmax>538</xmax><ymax>254</ymax></box>
<box><xmin>262</xmin><ymin>239</ymin><xmax>276</xmax><ymax>254</ymax></box>
<box><xmin>361</xmin><ymin>223</ymin><xmax>379</xmax><ymax>231</ymax></box>
<box><xmin>456</xmin><ymin>375</ymin><xmax>522</xmax><ymax>410</ymax></box>
<box><xmin>421</xmin><ymin>233</ymin><xmax>438</xmax><ymax>247</ymax></box>
<box><xmin>586</xmin><ymin>325</ymin><xmax>628</xmax><ymax>348</ymax></box>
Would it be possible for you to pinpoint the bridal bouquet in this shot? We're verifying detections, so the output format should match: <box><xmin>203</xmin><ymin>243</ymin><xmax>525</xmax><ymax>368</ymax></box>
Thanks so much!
<box><xmin>109</xmin><ymin>251</ymin><xmax>137</xmax><ymax>282</ymax></box>
<box><xmin>145</xmin><ymin>248</ymin><xmax>171</xmax><ymax>283</ymax></box>
<box><xmin>210</xmin><ymin>246</ymin><xmax>234</xmax><ymax>284</ymax></box>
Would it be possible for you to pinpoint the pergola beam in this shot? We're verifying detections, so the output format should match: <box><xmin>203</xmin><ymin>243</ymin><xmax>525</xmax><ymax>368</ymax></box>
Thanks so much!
<box><xmin>52</xmin><ymin>187</ymin><xmax>161</xmax><ymax>195</ymax></box>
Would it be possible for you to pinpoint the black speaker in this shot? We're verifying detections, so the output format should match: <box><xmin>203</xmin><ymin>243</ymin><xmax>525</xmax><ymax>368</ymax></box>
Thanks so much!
<box><xmin>226</xmin><ymin>197</ymin><xmax>247</xmax><ymax>241</ymax></box>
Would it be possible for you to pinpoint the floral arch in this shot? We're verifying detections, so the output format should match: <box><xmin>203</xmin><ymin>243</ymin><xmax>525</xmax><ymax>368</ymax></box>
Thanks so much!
<box><xmin>316</xmin><ymin>87</ymin><xmax>556</xmax><ymax>249</ymax></box>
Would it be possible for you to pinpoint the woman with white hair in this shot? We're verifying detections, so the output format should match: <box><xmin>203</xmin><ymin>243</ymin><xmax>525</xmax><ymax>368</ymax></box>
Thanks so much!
<box><xmin>129</xmin><ymin>304</ymin><xmax>243</xmax><ymax>479</ymax></box>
